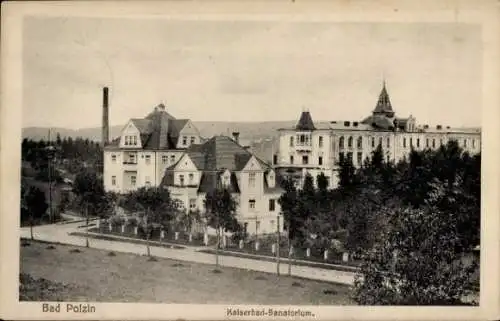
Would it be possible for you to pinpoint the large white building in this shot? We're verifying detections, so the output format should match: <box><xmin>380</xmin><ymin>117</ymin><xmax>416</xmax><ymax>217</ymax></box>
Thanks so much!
<box><xmin>103</xmin><ymin>98</ymin><xmax>203</xmax><ymax>193</ymax></box>
<box><xmin>161</xmin><ymin>134</ymin><xmax>284</xmax><ymax>235</ymax></box>
<box><xmin>274</xmin><ymin>83</ymin><xmax>481</xmax><ymax>188</ymax></box>
<box><xmin>102</xmin><ymin>88</ymin><xmax>283</xmax><ymax>235</ymax></box>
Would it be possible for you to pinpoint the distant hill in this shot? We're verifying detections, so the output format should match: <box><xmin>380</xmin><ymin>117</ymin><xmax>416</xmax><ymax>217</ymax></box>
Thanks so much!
<box><xmin>22</xmin><ymin>121</ymin><xmax>301</xmax><ymax>146</ymax></box>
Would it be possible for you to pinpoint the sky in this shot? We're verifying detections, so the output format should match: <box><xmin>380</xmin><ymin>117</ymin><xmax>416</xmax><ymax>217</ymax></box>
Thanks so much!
<box><xmin>23</xmin><ymin>17</ymin><xmax>482</xmax><ymax>129</ymax></box>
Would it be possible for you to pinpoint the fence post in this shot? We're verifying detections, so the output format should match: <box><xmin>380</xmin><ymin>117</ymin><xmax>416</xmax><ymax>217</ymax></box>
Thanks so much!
<box><xmin>306</xmin><ymin>248</ymin><xmax>311</xmax><ymax>258</ymax></box>
<box><xmin>188</xmin><ymin>233</ymin><xmax>193</xmax><ymax>243</ymax></box>
<box><xmin>160</xmin><ymin>230</ymin><xmax>165</xmax><ymax>240</ymax></box>
<box><xmin>203</xmin><ymin>232</ymin><xmax>209</xmax><ymax>246</ymax></box>
<box><xmin>255</xmin><ymin>240</ymin><xmax>260</xmax><ymax>251</ymax></box>
<box><xmin>324</xmin><ymin>249</ymin><xmax>329</xmax><ymax>261</ymax></box>
<box><xmin>108</xmin><ymin>222</ymin><xmax>112</xmax><ymax>232</ymax></box>
<box><xmin>342</xmin><ymin>252</ymin><xmax>349</xmax><ymax>263</ymax></box>
<box><xmin>121</xmin><ymin>225</ymin><xmax>125</xmax><ymax>234</ymax></box>
<box><xmin>96</xmin><ymin>219</ymin><xmax>100</xmax><ymax>229</ymax></box>
<box><xmin>134</xmin><ymin>226</ymin><xmax>138</xmax><ymax>235</ymax></box>
<box><xmin>239</xmin><ymin>239</ymin><xmax>244</xmax><ymax>249</ymax></box>
<box><xmin>175</xmin><ymin>231</ymin><xmax>179</xmax><ymax>241</ymax></box>
<box><xmin>271</xmin><ymin>243</ymin><xmax>276</xmax><ymax>254</ymax></box>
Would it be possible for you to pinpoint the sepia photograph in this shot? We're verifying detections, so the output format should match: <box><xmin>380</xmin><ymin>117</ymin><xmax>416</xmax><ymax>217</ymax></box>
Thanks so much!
<box><xmin>1</xmin><ymin>1</ymin><xmax>499</xmax><ymax>320</ymax></box>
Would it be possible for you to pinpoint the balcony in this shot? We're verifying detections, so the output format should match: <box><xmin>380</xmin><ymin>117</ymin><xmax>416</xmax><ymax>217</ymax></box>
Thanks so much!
<box><xmin>122</xmin><ymin>161</ymin><xmax>137</xmax><ymax>171</ymax></box>
<box><xmin>295</xmin><ymin>143</ymin><xmax>312</xmax><ymax>152</ymax></box>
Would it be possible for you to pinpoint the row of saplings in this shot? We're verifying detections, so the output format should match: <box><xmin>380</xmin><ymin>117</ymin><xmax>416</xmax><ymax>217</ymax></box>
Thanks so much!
<box><xmin>96</xmin><ymin>214</ymin><xmax>356</xmax><ymax>266</ymax></box>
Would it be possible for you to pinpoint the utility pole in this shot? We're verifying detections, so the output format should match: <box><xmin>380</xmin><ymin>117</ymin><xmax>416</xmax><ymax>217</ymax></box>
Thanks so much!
<box><xmin>85</xmin><ymin>202</ymin><xmax>89</xmax><ymax>248</ymax></box>
<box><xmin>276</xmin><ymin>215</ymin><xmax>280</xmax><ymax>276</ymax></box>
<box><xmin>47</xmin><ymin>129</ymin><xmax>53</xmax><ymax>223</ymax></box>
<box><xmin>287</xmin><ymin>226</ymin><xmax>292</xmax><ymax>276</ymax></box>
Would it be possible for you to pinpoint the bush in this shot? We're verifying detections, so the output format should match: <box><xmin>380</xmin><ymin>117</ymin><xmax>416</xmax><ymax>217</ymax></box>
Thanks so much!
<box><xmin>108</xmin><ymin>215</ymin><xmax>125</xmax><ymax>227</ymax></box>
<box><xmin>127</xmin><ymin>217</ymin><xmax>138</xmax><ymax>227</ymax></box>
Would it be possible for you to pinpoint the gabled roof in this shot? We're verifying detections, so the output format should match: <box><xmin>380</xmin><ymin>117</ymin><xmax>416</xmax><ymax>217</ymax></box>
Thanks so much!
<box><xmin>296</xmin><ymin>111</ymin><xmax>316</xmax><ymax>131</ymax></box>
<box><xmin>373</xmin><ymin>83</ymin><xmax>394</xmax><ymax>115</ymax></box>
<box><xmin>130</xmin><ymin>118</ymin><xmax>153</xmax><ymax>134</ymax></box>
<box><xmin>107</xmin><ymin>104</ymin><xmax>196</xmax><ymax>150</ymax></box>
<box><xmin>182</xmin><ymin>135</ymin><xmax>270</xmax><ymax>171</ymax></box>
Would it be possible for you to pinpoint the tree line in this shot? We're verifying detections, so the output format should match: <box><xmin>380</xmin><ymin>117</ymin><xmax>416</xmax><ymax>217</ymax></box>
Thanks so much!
<box><xmin>278</xmin><ymin>140</ymin><xmax>480</xmax><ymax>304</ymax></box>
<box><xmin>22</xmin><ymin>134</ymin><xmax>103</xmax><ymax>177</ymax></box>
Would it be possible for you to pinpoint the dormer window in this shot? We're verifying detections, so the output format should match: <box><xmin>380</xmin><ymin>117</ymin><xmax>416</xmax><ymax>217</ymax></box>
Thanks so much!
<box><xmin>222</xmin><ymin>170</ymin><xmax>231</xmax><ymax>187</ymax></box>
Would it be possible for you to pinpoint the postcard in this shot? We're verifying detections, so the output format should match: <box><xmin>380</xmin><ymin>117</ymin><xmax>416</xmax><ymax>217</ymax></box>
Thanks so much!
<box><xmin>1</xmin><ymin>0</ymin><xmax>499</xmax><ymax>320</ymax></box>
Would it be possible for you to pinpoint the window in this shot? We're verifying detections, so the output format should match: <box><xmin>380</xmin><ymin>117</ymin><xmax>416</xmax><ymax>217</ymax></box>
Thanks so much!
<box><xmin>189</xmin><ymin>173</ymin><xmax>194</xmax><ymax>185</ymax></box>
<box><xmin>124</xmin><ymin>136</ymin><xmax>129</xmax><ymax>146</ymax></box>
<box><xmin>111</xmin><ymin>176</ymin><xmax>116</xmax><ymax>186</ymax></box>
<box><xmin>130</xmin><ymin>175</ymin><xmax>136</xmax><ymax>186</ymax></box>
<box><xmin>129</xmin><ymin>154</ymin><xmax>136</xmax><ymax>164</ymax></box>
<box><xmin>249</xmin><ymin>173</ymin><xmax>256</xmax><ymax>188</ymax></box>
<box><xmin>403</xmin><ymin>138</ymin><xmax>407</xmax><ymax>148</ymax></box>
<box><xmin>111</xmin><ymin>155</ymin><xmax>116</xmax><ymax>163</ymax></box>
<box><xmin>339</xmin><ymin>152</ymin><xmax>344</xmax><ymax>163</ymax></box>
<box><xmin>410</xmin><ymin>138</ymin><xmax>413</xmax><ymax>147</ymax></box>
<box><xmin>162</xmin><ymin>155</ymin><xmax>168</xmax><ymax>164</ymax></box>
<box><xmin>319</xmin><ymin>136</ymin><xmax>323</xmax><ymax>147</ymax></box>
<box><xmin>189</xmin><ymin>199</ymin><xmax>197</xmax><ymax>210</ymax></box>
<box><xmin>179</xmin><ymin>174</ymin><xmax>185</xmax><ymax>186</ymax></box>
<box><xmin>432</xmin><ymin>139</ymin><xmax>436</xmax><ymax>148</ymax></box>
<box><xmin>473</xmin><ymin>139</ymin><xmax>476</xmax><ymax>148</ymax></box>
<box><xmin>339</xmin><ymin>137</ymin><xmax>344</xmax><ymax>148</ymax></box>
<box><xmin>371</xmin><ymin>137</ymin><xmax>375</xmax><ymax>148</ymax></box>
<box><xmin>290</xmin><ymin>155</ymin><xmax>294</xmax><ymax>164</ymax></box>
<box><xmin>182</xmin><ymin>136</ymin><xmax>187</xmax><ymax>145</ymax></box>
<box><xmin>386</xmin><ymin>137</ymin><xmax>390</xmax><ymax>149</ymax></box>
<box><xmin>426</xmin><ymin>138</ymin><xmax>429</xmax><ymax>148</ymax></box>
<box><xmin>464</xmin><ymin>139</ymin><xmax>467</xmax><ymax>148</ymax></box>
<box><xmin>249</xmin><ymin>199</ymin><xmax>256</xmax><ymax>211</ymax></box>
<box><xmin>348</xmin><ymin>136</ymin><xmax>353</xmax><ymax>148</ymax></box>
<box><xmin>290</xmin><ymin>136</ymin><xmax>294</xmax><ymax>147</ymax></box>
<box><xmin>302</xmin><ymin>155</ymin><xmax>309</xmax><ymax>165</ymax></box>
<box><xmin>318</xmin><ymin>156</ymin><xmax>323</xmax><ymax>166</ymax></box>
<box><xmin>440</xmin><ymin>139</ymin><xmax>443</xmax><ymax>146</ymax></box>
<box><xmin>190</xmin><ymin>136</ymin><xmax>195</xmax><ymax>144</ymax></box>
<box><xmin>379</xmin><ymin>137</ymin><xmax>382</xmax><ymax>147</ymax></box>
<box><xmin>357</xmin><ymin>137</ymin><xmax>362</xmax><ymax>149</ymax></box>
<box><xmin>347</xmin><ymin>152</ymin><xmax>353</xmax><ymax>162</ymax></box>
<box><xmin>273</xmin><ymin>154</ymin><xmax>278</xmax><ymax>165</ymax></box>
<box><xmin>269</xmin><ymin>199</ymin><xmax>276</xmax><ymax>211</ymax></box>
<box><xmin>133</xmin><ymin>136</ymin><xmax>137</xmax><ymax>145</ymax></box>
<box><xmin>170</xmin><ymin>155</ymin><xmax>175</xmax><ymax>163</ymax></box>
<box><xmin>357</xmin><ymin>152</ymin><xmax>363</xmax><ymax>165</ymax></box>
<box><xmin>387</xmin><ymin>155</ymin><xmax>390</xmax><ymax>163</ymax></box>
<box><xmin>145</xmin><ymin>155</ymin><xmax>151</xmax><ymax>164</ymax></box>
<box><xmin>145</xmin><ymin>176</ymin><xmax>151</xmax><ymax>187</ymax></box>
<box><xmin>416</xmin><ymin>138</ymin><xmax>420</xmax><ymax>148</ymax></box>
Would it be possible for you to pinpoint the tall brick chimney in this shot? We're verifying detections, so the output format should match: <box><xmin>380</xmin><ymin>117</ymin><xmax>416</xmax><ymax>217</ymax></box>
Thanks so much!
<box><xmin>102</xmin><ymin>87</ymin><xmax>109</xmax><ymax>146</ymax></box>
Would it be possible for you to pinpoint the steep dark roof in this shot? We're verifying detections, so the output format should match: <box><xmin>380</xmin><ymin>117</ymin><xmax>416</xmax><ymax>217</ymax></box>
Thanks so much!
<box><xmin>109</xmin><ymin>104</ymin><xmax>191</xmax><ymax>150</ymax></box>
<box><xmin>183</xmin><ymin>135</ymin><xmax>268</xmax><ymax>171</ymax></box>
<box><xmin>361</xmin><ymin>115</ymin><xmax>395</xmax><ymax>130</ymax></box>
<box><xmin>296</xmin><ymin>111</ymin><xmax>316</xmax><ymax>131</ymax></box>
<box><xmin>373</xmin><ymin>83</ymin><xmax>394</xmax><ymax>115</ymax></box>
<box><xmin>161</xmin><ymin>135</ymin><xmax>273</xmax><ymax>194</ymax></box>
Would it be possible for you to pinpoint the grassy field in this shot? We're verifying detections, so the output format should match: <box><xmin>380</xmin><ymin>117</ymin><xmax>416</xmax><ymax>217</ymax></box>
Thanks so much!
<box><xmin>20</xmin><ymin>241</ymin><xmax>353</xmax><ymax>305</ymax></box>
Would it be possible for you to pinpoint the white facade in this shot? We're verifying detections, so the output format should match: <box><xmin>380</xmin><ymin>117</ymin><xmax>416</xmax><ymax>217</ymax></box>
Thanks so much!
<box><xmin>162</xmin><ymin>136</ymin><xmax>284</xmax><ymax>235</ymax></box>
<box><xmin>103</xmin><ymin>105</ymin><xmax>202</xmax><ymax>193</ymax></box>
<box><xmin>275</xmin><ymin>86</ymin><xmax>481</xmax><ymax>188</ymax></box>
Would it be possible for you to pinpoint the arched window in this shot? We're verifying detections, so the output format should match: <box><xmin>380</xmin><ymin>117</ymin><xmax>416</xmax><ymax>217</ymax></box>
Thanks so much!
<box><xmin>348</xmin><ymin>136</ymin><xmax>353</xmax><ymax>148</ymax></box>
<box><xmin>357</xmin><ymin>137</ymin><xmax>363</xmax><ymax>149</ymax></box>
<box><xmin>339</xmin><ymin>137</ymin><xmax>344</xmax><ymax>148</ymax></box>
